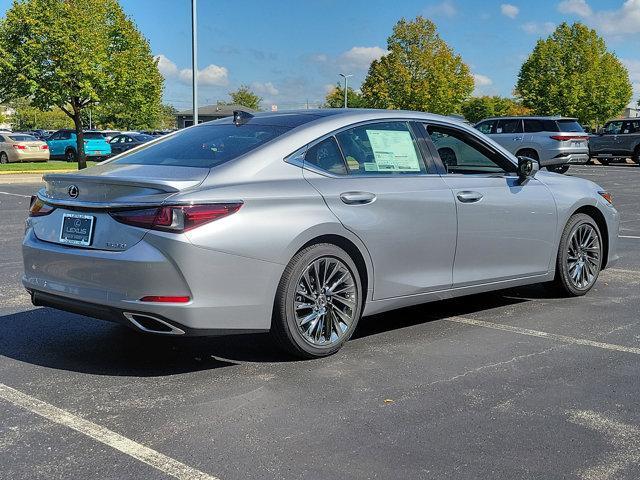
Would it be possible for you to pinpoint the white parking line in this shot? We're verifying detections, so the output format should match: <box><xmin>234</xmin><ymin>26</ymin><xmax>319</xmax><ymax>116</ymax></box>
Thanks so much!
<box><xmin>448</xmin><ymin>317</ymin><xmax>640</xmax><ymax>356</ymax></box>
<box><xmin>0</xmin><ymin>191</ymin><xmax>31</xmax><ymax>198</ymax></box>
<box><xmin>0</xmin><ymin>383</ymin><xmax>220</xmax><ymax>480</ymax></box>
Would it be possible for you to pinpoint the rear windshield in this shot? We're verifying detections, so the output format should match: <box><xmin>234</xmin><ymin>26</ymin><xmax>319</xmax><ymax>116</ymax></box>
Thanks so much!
<box><xmin>112</xmin><ymin>124</ymin><xmax>291</xmax><ymax>168</ymax></box>
<box><xmin>556</xmin><ymin>120</ymin><xmax>584</xmax><ymax>133</ymax></box>
<box><xmin>9</xmin><ymin>135</ymin><xmax>36</xmax><ymax>141</ymax></box>
<box><xmin>84</xmin><ymin>132</ymin><xmax>106</xmax><ymax>139</ymax></box>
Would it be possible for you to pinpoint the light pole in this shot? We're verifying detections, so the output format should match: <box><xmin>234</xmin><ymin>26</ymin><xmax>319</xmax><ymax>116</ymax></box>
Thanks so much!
<box><xmin>339</xmin><ymin>73</ymin><xmax>353</xmax><ymax>108</ymax></box>
<box><xmin>191</xmin><ymin>0</ymin><xmax>198</xmax><ymax>125</ymax></box>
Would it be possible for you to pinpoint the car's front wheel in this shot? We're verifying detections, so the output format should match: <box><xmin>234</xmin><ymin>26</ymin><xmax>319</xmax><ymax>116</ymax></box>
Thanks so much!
<box><xmin>272</xmin><ymin>243</ymin><xmax>363</xmax><ymax>358</ymax></box>
<box><xmin>554</xmin><ymin>213</ymin><xmax>602</xmax><ymax>296</ymax></box>
<box><xmin>65</xmin><ymin>148</ymin><xmax>77</xmax><ymax>162</ymax></box>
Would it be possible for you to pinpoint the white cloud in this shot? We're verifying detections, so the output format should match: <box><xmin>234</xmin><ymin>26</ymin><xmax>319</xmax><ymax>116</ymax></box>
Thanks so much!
<box><xmin>423</xmin><ymin>1</ymin><xmax>457</xmax><ymax>17</ymax></box>
<box><xmin>500</xmin><ymin>4</ymin><xmax>519</xmax><ymax>19</ymax></box>
<box><xmin>155</xmin><ymin>54</ymin><xmax>178</xmax><ymax>77</ymax></box>
<box><xmin>473</xmin><ymin>73</ymin><xmax>493</xmax><ymax>86</ymax></box>
<box><xmin>339</xmin><ymin>46</ymin><xmax>388</xmax><ymax>70</ymax></box>
<box><xmin>558</xmin><ymin>0</ymin><xmax>592</xmax><ymax>17</ymax></box>
<box><xmin>155</xmin><ymin>54</ymin><xmax>229</xmax><ymax>87</ymax></box>
<box><xmin>622</xmin><ymin>59</ymin><xmax>640</xmax><ymax>101</ymax></box>
<box><xmin>251</xmin><ymin>81</ymin><xmax>279</xmax><ymax>96</ymax></box>
<box><xmin>557</xmin><ymin>0</ymin><xmax>640</xmax><ymax>34</ymax></box>
<box><xmin>521</xmin><ymin>21</ymin><xmax>556</xmax><ymax>35</ymax></box>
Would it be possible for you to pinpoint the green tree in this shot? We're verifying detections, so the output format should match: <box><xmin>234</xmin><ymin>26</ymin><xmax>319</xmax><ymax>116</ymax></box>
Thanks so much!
<box><xmin>9</xmin><ymin>98</ymin><xmax>74</xmax><ymax>130</ymax></box>
<box><xmin>229</xmin><ymin>85</ymin><xmax>262</xmax><ymax>111</ymax></box>
<box><xmin>461</xmin><ymin>96</ymin><xmax>531</xmax><ymax>123</ymax></box>
<box><xmin>516</xmin><ymin>22</ymin><xmax>632</xmax><ymax>127</ymax></box>
<box><xmin>323</xmin><ymin>83</ymin><xmax>366</xmax><ymax>108</ymax></box>
<box><xmin>158</xmin><ymin>104</ymin><xmax>178</xmax><ymax>130</ymax></box>
<box><xmin>0</xmin><ymin>0</ymin><xmax>164</xmax><ymax>168</ymax></box>
<box><xmin>361</xmin><ymin>16</ymin><xmax>474</xmax><ymax>114</ymax></box>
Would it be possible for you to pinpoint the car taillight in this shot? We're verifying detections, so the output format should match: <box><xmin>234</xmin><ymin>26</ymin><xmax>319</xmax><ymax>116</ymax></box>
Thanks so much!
<box><xmin>12</xmin><ymin>144</ymin><xmax>26</xmax><ymax>150</ymax></box>
<box><xmin>29</xmin><ymin>197</ymin><xmax>56</xmax><ymax>216</ymax></box>
<box><xmin>109</xmin><ymin>203</ymin><xmax>242</xmax><ymax>232</ymax></box>
<box><xmin>549</xmin><ymin>135</ymin><xmax>589</xmax><ymax>141</ymax></box>
<box><xmin>41</xmin><ymin>144</ymin><xmax>49</xmax><ymax>150</ymax></box>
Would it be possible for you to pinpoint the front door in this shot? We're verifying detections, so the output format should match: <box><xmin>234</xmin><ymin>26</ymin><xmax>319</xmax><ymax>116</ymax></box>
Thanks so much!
<box><xmin>302</xmin><ymin>121</ymin><xmax>458</xmax><ymax>300</ymax></box>
<box><xmin>424</xmin><ymin>122</ymin><xmax>558</xmax><ymax>287</ymax></box>
<box><xmin>492</xmin><ymin>118</ymin><xmax>524</xmax><ymax>154</ymax></box>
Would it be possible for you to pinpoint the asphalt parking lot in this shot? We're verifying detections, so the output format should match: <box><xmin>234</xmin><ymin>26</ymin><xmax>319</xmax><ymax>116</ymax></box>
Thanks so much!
<box><xmin>1</xmin><ymin>164</ymin><xmax>639</xmax><ymax>480</ymax></box>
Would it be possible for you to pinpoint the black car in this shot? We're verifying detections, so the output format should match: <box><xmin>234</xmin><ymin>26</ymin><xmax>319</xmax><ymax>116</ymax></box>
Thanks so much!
<box><xmin>108</xmin><ymin>133</ymin><xmax>155</xmax><ymax>155</ymax></box>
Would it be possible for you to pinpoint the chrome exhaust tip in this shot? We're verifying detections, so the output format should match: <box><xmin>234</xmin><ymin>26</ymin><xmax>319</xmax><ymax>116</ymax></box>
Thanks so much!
<box><xmin>123</xmin><ymin>312</ymin><xmax>185</xmax><ymax>335</ymax></box>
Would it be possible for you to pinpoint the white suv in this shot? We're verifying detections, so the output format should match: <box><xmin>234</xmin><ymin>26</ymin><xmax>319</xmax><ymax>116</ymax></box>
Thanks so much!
<box><xmin>475</xmin><ymin>116</ymin><xmax>589</xmax><ymax>174</ymax></box>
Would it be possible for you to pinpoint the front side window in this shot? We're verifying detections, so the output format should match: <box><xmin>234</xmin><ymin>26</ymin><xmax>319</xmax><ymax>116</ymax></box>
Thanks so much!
<box><xmin>335</xmin><ymin>121</ymin><xmax>427</xmax><ymax>175</ymax></box>
<box><xmin>475</xmin><ymin>120</ymin><xmax>496</xmax><ymax>135</ymax></box>
<box><xmin>427</xmin><ymin>124</ymin><xmax>516</xmax><ymax>175</ymax></box>
<box><xmin>496</xmin><ymin>119</ymin><xmax>523</xmax><ymax>134</ymax></box>
<box><xmin>304</xmin><ymin>137</ymin><xmax>347</xmax><ymax>175</ymax></box>
<box><xmin>604</xmin><ymin>121</ymin><xmax>623</xmax><ymax>134</ymax></box>
<box><xmin>112</xmin><ymin>124</ymin><xmax>291</xmax><ymax>168</ymax></box>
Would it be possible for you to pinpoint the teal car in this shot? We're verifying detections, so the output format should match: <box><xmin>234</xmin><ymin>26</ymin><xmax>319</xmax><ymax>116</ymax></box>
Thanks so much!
<box><xmin>46</xmin><ymin>130</ymin><xmax>111</xmax><ymax>161</ymax></box>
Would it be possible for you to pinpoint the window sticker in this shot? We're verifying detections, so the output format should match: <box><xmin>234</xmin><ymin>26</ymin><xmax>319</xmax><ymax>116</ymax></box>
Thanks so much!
<box><xmin>365</xmin><ymin>129</ymin><xmax>421</xmax><ymax>172</ymax></box>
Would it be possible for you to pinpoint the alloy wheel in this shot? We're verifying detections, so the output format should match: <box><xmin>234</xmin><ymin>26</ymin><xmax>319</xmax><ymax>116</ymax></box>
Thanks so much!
<box><xmin>294</xmin><ymin>256</ymin><xmax>358</xmax><ymax>347</ymax></box>
<box><xmin>566</xmin><ymin>223</ymin><xmax>600</xmax><ymax>289</ymax></box>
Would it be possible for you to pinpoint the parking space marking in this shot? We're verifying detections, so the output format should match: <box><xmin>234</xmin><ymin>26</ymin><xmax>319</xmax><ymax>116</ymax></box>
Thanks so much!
<box><xmin>0</xmin><ymin>383</ymin><xmax>220</xmax><ymax>480</ymax></box>
<box><xmin>448</xmin><ymin>317</ymin><xmax>640</xmax><ymax>356</ymax></box>
<box><xmin>0</xmin><ymin>191</ymin><xmax>30</xmax><ymax>198</ymax></box>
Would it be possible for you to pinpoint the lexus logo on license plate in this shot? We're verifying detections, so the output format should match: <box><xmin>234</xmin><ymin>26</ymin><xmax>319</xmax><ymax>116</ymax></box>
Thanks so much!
<box><xmin>68</xmin><ymin>185</ymin><xmax>79</xmax><ymax>198</ymax></box>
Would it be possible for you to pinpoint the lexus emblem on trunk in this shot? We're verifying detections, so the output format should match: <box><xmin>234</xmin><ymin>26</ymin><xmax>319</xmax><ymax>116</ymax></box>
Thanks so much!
<box><xmin>68</xmin><ymin>185</ymin><xmax>79</xmax><ymax>198</ymax></box>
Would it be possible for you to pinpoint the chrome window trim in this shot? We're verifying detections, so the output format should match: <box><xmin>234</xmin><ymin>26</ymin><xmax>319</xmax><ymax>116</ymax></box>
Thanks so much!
<box><xmin>284</xmin><ymin>117</ymin><xmax>441</xmax><ymax>178</ymax></box>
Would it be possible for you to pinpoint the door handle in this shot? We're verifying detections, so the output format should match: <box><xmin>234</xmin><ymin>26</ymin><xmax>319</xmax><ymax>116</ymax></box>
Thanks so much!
<box><xmin>456</xmin><ymin>191</ymin><xmax>483</xmax><ymax>203</ymax></box>
<box><xmin>340</xmin><ymin>191</ymin><xmax>377</xmax><ymax>205</ymax></box>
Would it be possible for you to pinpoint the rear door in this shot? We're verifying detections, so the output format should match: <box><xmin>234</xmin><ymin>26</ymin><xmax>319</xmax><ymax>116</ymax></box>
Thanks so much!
<box><xmin>423</xmin><ymin>122</ymin><xmax>558</xmax><ymax>286</ymax></box>
<box><xmin>302</xmin><ymin>120</ymin><xmax>457</xmax><ymax>300</ymax></box>
<box><xmin>492</xmin><ymin>118</ymin><xmax>524</xmax><ymax>154</ymax></box>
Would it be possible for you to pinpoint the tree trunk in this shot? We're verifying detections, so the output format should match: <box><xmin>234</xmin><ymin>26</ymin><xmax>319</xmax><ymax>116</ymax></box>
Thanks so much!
<box><xmin>72</xmin><ymin>109</ymin><xmax>87</xmax><ymax>170</ymax></box>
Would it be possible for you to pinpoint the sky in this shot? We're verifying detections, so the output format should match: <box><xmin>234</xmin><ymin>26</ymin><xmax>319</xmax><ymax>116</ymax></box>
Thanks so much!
<box><xmin>1</xmin><ymin>0</ymin><xmax>639</xmax><ymax>110</ymax></box>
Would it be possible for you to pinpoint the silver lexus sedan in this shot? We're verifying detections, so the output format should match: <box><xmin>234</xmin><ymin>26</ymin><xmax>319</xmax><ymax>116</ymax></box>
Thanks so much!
<box><xmin>23</xmin><ymin>109</ymin><xmax>619</xmax><ymax>358</ymax></box>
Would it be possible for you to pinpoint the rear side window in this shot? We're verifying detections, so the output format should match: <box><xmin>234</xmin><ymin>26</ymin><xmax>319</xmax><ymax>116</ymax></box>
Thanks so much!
<box><xmin>524</xmin><ymin>119</ymin><xmax>545</xmax><ymax>133</ymax></box>
<box><xmin>305</xmin><ymin>137</ymin><xmax>347</xmax><ymax>175</ymax></box>
<box><xmin>556</xmin><ymin>120</ymin><xmax>584</xmax><ymax>133</ymax></box>
<box><xmin>475</xmin><ymin>120</ymin><xmax>496</xmax><ymax>134</ymax></box>
<box><xmin>622</xmin><ymin>121</ymin><xmax>640</xmax><ymax>134</ymax></box>
<box><xmin>335</xmin><ymin>121</ymin><xmax>427</xmax><ymax>175</ymax></box>
<box><xmin>496</xmin><ymin>119</ymin><xmax>523</xmax><ymax>134</ymax></box>
<box><xmin>112</xmin><ymin>124</ymin><xmax>290</xmax><ymax>168</ymax></box>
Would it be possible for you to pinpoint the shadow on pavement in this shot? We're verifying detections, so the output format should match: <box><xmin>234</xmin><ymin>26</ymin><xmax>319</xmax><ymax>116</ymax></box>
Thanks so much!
<box><xmin>0</xmin><ymin>284</ymin><xmax>555</xmax><ymax>377</ymax></box>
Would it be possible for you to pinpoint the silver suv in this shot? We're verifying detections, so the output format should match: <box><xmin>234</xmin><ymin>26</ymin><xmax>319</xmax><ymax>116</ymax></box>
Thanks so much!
<box><xmin>589</xmin><ymin>118</ymin><xmax>640</xmax><ymax>165</ymax></box>
<box><xmin>475</xmin><ymin>116</ymin><xmax>589</xmax><ymax>173</ymax></box>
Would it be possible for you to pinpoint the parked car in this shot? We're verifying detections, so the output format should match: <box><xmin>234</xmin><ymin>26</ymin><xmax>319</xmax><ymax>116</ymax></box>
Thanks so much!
<box><xmin>97</xmin><ymin>130</ymin><xmax>121</xmax><ymax>142</ymax></box>
<box><xmin>589</xmin><ymin>118</ymin><xmax>640</xmax><ymax>165</ymax></box>
<box><xmin>24</xmin><ymin>110</ymin><xmax>618</xmax><ymax>358</ymax></box>
<box><xmin>0</xmin><ymin>132</ymin><xmax>49</xmax><ymax>163</ymax></box>
<box><xmin>108</xmin><ymin>133</ymin><xmax>155</xmax><ymax>155</ymax></box>
<box><xmin>46</xmin><ymin>129</ymin><xmax>111</xmax><ymax>161</ymax></box>
<box><xmin>475</xmin><ymin>116</ymin><xmax>589</xmax><ymax>173</ymax></box>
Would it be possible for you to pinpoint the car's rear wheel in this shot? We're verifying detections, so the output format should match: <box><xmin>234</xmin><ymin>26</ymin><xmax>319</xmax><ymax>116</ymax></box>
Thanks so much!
<box><xmin>0</xmin><ymin>152</ymin><xmax>8</xmax><ymax>164</ymax></box>
<box><xmin>633</xmin><ymin>146</ymin><xmax>640</xmax><ymax>165</ymax></box>
<box><xmin>272</xmin><ymin>243</ymin><xmax>363</xmax><ymax>358</ymax></box>
<box><xmin>553</xmin><ymin>213</ymin><xmax>602</xmax><ymax>296</ymax></box>
<box><xmin>65</xmin><ymin>148</ymin><xmax>77</xmax><ymax>162</ymax></box>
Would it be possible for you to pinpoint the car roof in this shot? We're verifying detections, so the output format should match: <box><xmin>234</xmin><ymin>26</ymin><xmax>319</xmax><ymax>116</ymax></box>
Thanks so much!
<box><xmin>479</xmin><ymin>116</ymin><xmax>578</xmax><ymax>122</ymax></box>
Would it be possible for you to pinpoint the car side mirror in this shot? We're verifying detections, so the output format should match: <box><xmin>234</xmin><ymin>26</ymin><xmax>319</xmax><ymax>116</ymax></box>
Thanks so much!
<box><xmin>517</xmin><ymin>156</ymin><xmax>539</xmax><ymax>182</ymax></box>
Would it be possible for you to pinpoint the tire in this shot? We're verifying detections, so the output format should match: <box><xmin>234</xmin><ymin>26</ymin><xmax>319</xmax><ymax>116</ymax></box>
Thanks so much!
<box><xmin>271</xmin><ymin>243</ymin><xmax>363</xmax><ymax>359</ymax></box>
<box><xmin>0</xmin><ymin>152</ymin><xmax>8</xmax><ymax>164</ymax></box>
<box><xmin>516</xmin><ymin>148</ymin><xmax>539</xmax><ymax>162</ymax></box>
<box><xmin>553</xmin><ymin>213</ymin><xmax>603</xmax><ymax>297</ymax></box>
<box><xmin>599</xmin><ymin>158</ymin><xmax>610</xmax><ymax>166</ymax></box>
<box><xmin>548</xmin><ymin>165</ymin><xmax>569</xmax><ymax>174</ymax></box>
<box><xmin>633</xmin><ymin>146</ymin><xmax>640</xmax><ymax>165</ymax></box>
<box><xmin>65</xmin><ymin>148</ymin><xmax>77</xmax><ymax>162</ymax></box>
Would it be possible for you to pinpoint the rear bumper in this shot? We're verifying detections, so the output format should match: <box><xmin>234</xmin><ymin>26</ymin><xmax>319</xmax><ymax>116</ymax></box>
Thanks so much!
<box><xmin>540</xmin><ymin>153</ymin><xmax>590</xmax><ymax>167</ymax></box>
<box><xmin>22</xmin><ymin>229</ymin><xmax>284</xmax><ymax>334</ymax></box>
